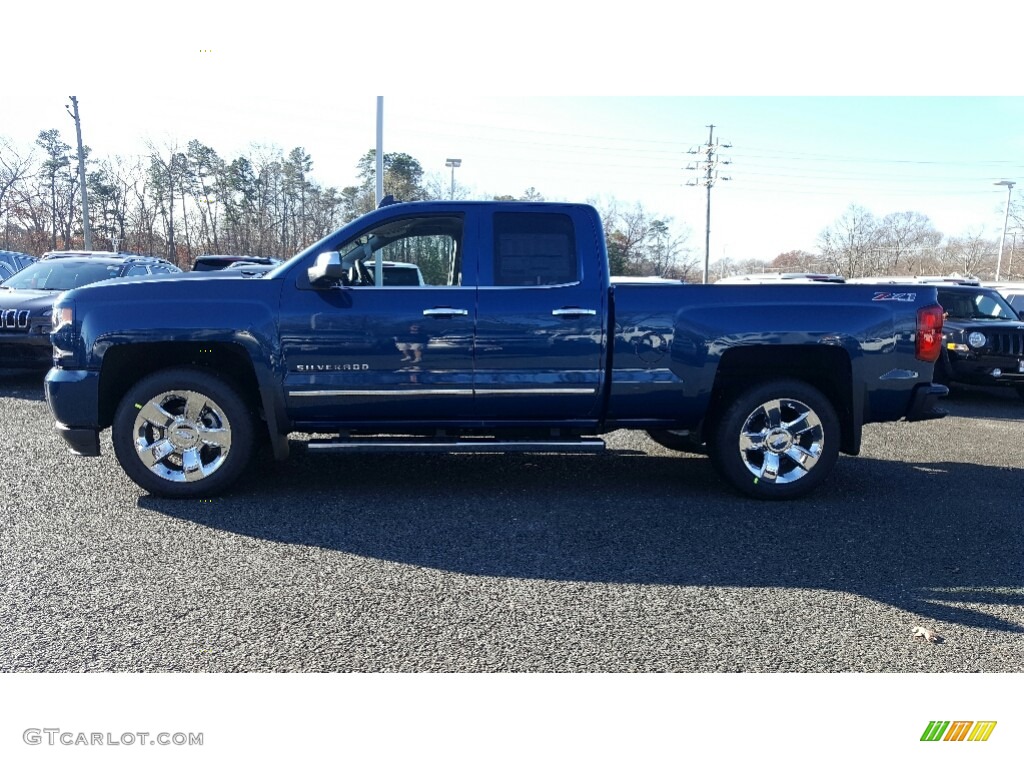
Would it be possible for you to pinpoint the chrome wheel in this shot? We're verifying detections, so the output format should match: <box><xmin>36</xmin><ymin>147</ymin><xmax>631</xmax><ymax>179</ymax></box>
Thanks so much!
<box><xmin>709</xmin><ymin>379</ymin><xmax>839</xmax><ymax>500</ymax></box>
<box><xmin>736</xmin><ymin>397</ymin><xmax>824</xmax><ymax>484</ymax></box>
<box><xmin>131</xmin><ymin>389</ymin><xmax>233</xmax><ymax>483</ymax></box>
<box><xmin>113</xmin><ymin>367</ymin><xmax>255</xmax><ymax>497</ymax></box>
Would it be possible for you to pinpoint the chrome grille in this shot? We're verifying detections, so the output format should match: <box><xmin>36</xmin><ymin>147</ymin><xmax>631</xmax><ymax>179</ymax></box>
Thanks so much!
<box><xmin>0</xmin><ymin>309</ymin><xmax>30</xmax><ymax>331</ymax></box>
<box><xmin>990</xmin><ymin>331</ymin><xmax>1024</xmax><ymax>357</ymax></box>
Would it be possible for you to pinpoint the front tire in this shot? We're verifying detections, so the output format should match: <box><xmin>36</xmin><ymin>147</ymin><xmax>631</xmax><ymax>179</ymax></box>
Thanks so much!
<box><xmin>112</xmin><ymin>367</ymin><xmax>255</xmax><ymax>498</ymax></box>
<box><xmin>709</xmin><ymin>379</ymin><xmax>839</xmax><ymax>501</ymax></box>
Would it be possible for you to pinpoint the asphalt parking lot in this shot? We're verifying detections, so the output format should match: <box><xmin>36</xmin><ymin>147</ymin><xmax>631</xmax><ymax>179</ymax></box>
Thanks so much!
<box><xmin>1</xmin><ymin>369</ymin><xmax>1021</xmax><ymax>672</ymax></box>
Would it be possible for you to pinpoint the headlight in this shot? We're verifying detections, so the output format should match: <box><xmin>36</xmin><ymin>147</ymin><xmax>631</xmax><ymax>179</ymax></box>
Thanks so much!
<box><xmin>50</xmin><ymin>303</ymin><xmax>77</xmax><ymax>360</ymax></box>
<box><xmin>52</xmin><ymin>305</ymin><xmax>73</xmax><ymax>332</ymax></box>
<box><xmin>967</xmin><ymin>331</ymin><xmax>986</xmax><ymax>348</ymax></box>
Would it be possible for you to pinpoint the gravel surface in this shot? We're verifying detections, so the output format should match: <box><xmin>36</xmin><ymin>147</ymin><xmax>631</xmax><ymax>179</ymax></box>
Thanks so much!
<box><xmin>1</xmin><ymin>369</ymin><xmax>1021</xmax><ymax>672</ymax></box>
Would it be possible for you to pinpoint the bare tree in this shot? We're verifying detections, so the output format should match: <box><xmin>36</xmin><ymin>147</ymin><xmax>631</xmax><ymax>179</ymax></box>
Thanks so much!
<box><xmin>877</xmin><ymin>211</ymin><xmax>942</xmax><ymax>275</ymax></box>
<box><xmin>0</xmin><ymin>138</ymin><xmax>35</xmax><ymax>250</ymax></box>
<box><xmin>818</xmin><ymin>204</ymin><xmax>882</xmax><ymax>278</ymax></box>
<box><xmin>935</xmin><ymin>230</ymin><xmax>995</xmax><ymax>278</ymax></box>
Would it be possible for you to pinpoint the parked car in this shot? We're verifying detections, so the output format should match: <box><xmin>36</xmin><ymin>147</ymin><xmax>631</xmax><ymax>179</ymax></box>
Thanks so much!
<box><xmin>40</xmin><ymin>250</ymin><xmax>142</xmax><ymax>260</ymax></box>
<box><xmin>192</xmin><ymin>255</ymin><xmax>281</xmax><ymax>271</ymax></box>
<box><xmin>932</xmin><ymin>283</ymin><xmax>1024</xmax><ymax>399</ymax></box>
<box><xmin>0</xmin><ymin>249</ymin><xmax>36</xmax><ymax>283</ymax></box>
<box><xmin>222</xmin><ymin>261</ymin><xmax>278</xmax><ymax>276</ymax></box>
<box><xmin>988</xmin><ymin>281</ymin><xmax>1024</xmax><ymax>315</ymax></box>
<box><xmin>717</xmin><ymin>272</ymin><xmax>846</xmax><ymax>283</ymax></box>
<box><xmin>356</xmin><ymin>259</ymin><xmax>426</xmax><ymax>286</ymax></box>
<box><xmin>0</xmin><ymin>254</ymin><xmax>180</xmax><ymax>368</ymax></box>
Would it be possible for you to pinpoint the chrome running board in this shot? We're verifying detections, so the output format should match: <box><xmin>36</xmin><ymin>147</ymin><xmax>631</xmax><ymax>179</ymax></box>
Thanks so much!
<box><xmin>304</xmin><ymin>436</ymin><xmax>606</xmax><ymax>454</ymax></box>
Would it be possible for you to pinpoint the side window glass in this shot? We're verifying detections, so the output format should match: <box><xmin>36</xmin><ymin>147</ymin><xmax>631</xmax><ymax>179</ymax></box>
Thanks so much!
<box><xmin>125</xmin><ymin>265</ymin><xmax>149</xmax><ymax>276</ymax></box>
<box><xmin>344</xmin><ymin>215</ymin><xmax>464</xmax><ymax>287</ymax></box>
<box><xmin>493</xmin><ymin>212</ymin><xmax>577</xmax><ymax>286</ymax></box>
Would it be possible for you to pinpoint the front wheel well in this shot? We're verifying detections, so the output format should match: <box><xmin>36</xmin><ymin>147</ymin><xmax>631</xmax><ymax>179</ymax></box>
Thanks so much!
<box><xmin>705</xmin><ymin>345</ymin><xmax>857</xmax><ymax>454</ymax></box>
<box><xmin>97</xmin><ymin>342</ymin><xmax>265</xmax><ymax>431</ymax></box>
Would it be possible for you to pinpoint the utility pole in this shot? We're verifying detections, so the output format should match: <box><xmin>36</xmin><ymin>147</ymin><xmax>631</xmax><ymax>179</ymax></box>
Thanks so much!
<box><xmin>687</xmin><ymin>125</ymin><xmax>731</xmax><ymax>284</ymax></box>
<box><xmin>66</xmin><ymin>96</ymin><xmax>92</xmax><ymax>250</ymax></box>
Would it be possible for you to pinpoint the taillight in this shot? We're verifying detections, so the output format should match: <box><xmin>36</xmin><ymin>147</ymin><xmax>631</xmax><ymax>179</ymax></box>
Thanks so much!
<box><xmin>916</xmin><ymin>304</ymin><xmax>944</xmax><ymax>362</ymax></box>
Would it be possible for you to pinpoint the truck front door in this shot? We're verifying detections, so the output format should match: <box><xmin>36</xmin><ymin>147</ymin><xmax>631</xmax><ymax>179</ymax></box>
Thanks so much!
<box><xmin>280</xmin><ymin>211</ymin><xmax>477</xmax><ymax>426</ymax></box>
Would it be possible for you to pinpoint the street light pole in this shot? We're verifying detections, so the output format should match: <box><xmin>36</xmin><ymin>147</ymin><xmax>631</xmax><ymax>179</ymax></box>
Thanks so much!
<box><xmin>445</xmin><ymin>158</ymin><xmax>461</xmax><ymax>199</ymax></box>
<box><xmin>995</xmin><ymin>179</ymin><xmax>1015</xmax><ymax>281</ymax></box>
<box><xmin>375</xmin><ymin>97</ymin><xmax>384</xmax><ymax>206</ymax></box>
<box><xmin>66</xmin><ymin>96</ymin><xmax>92</xmax><ymax>250</ymax></box>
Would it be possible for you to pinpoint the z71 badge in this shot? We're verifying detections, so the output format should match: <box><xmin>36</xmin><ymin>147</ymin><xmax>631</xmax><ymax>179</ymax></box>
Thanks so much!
<box><xmin>872</xmin><ymin>292</ymin><xmax>917</xmax><ymax>302</ymax></box>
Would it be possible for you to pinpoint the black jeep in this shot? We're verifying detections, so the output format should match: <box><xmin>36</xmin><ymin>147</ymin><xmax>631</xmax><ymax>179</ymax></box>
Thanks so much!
<box><xmin>934</xmin><ymin>283</ymin><xmax>1024</xmax><ymax>400</ymax></box>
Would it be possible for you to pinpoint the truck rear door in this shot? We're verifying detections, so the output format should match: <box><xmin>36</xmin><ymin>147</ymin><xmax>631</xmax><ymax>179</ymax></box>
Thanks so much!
<box><xmin>473</xmin><ymin>207</ymin><xmax>607</xmax><ymax>423</ymax></box>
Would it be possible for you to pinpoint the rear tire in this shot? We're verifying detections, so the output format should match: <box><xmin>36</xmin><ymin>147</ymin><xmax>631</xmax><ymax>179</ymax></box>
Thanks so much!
<box><xmin>709</xmin><ymin>379</ymin><xmax>839</xmax><ymax>501</ymax></box>
<box><xmin>112</xmin><ymin>367</ymin><xmax>255</xmax><ymax>498</ymax></box>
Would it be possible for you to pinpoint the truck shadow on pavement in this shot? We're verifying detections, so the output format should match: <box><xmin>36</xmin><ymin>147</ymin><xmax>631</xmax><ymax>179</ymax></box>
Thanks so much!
<box><xmin>0</xmin><ymin>369</ymin><xmax>46</xmax><ymax>401</ymax></box>
<box><xmin>141</xmin><ymin>448</ymin><xmax>1024</xmax><ymax>634</ymax></box>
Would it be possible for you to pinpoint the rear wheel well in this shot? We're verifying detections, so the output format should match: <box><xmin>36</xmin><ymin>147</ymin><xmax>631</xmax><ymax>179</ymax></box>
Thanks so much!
<box><xmin>97</xmin><ymin>342</ymin><xmax>265</xmax><ymax>432</ymax></box>
<box><xmin>705</xmin><ymin>345</ymin><xmax>857</xmax><ymax>454</ymax></box>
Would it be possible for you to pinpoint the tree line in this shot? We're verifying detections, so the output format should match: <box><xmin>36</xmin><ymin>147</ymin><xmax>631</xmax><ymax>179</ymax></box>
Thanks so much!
<box><xmin>0</xmin><ymin>131</ymin><xmax>695</xmax><ymax>278</ymax></box>
<box><xmin>712</xmin><ymin>203</ymin><xmax>1024</xmax><ymax>282</ymax></box>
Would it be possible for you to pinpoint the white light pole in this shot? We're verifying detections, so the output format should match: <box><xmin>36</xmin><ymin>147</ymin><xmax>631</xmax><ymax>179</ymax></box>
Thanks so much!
<box><xmin>995</xmin><ymin>179</ymin><xmax>1015</xmax><ymax>281</ymax></box>
<box><xmin>445</xmin><ymin>158</ymin><xmax>461</xmax><ymax>199</ymax></box>
<box><xmin>375</xmin><ymin>97</ymin><xmax>384</xmax><ymax>206</ymax></box>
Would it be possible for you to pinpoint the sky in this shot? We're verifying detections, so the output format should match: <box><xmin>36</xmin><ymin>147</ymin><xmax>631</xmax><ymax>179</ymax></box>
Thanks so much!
<box><xmin>5</xmin><ymin>3</ymin><xmax>1024</xmax><ymax>268</ymax></box>
<box><xmin>5</xmin><ymin>93</ymin><xmax>1024</xmax><ymax>264</ymax></box>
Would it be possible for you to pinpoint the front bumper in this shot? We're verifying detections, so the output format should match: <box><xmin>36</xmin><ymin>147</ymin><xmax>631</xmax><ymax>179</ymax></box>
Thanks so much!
<box><xmin>945</xmin><ymin>354</ymin><xmax>1024</xmax><ymax>387</ymax></box>
<box><xmin>44</xmin><ymin>366</ymin><xmax>103</xmax><ymax>455</ymax></box>
<box><xmin>53</xmin><ymin>422</ymin><xmax>101</xmax><ymax>456</ymax></box>
<box><xmin>904</xmin><ymin>382</ymin><xmax>949</xmax><ymax>422</ymax></box>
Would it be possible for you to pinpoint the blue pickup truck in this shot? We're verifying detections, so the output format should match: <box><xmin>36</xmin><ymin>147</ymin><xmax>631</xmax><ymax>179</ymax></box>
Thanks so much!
<box><xmin>44</xmin><ymin>201</ymin><xmax>947</xmax><ymax>500</ymax></box>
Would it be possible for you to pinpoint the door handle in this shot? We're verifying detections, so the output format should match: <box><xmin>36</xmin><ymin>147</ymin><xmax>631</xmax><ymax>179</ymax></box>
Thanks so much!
<box><xmin>423</xmin><ymin>307</ymin><xmax>469</xmax><ymax>317</ymax></box>
<box><xmin>552</xmin><ymin>307</ymin><xmax>597</xmax><ymax>317</ymax></box>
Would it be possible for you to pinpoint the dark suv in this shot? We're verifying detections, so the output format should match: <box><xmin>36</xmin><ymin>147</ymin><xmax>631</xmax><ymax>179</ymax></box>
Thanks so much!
<box><xmin>192</xmin><ymin>254</ymin><xmax>280</xmax><ymax>271</ymax></box>
<box><xmin>0</xmin><ymin>254</ymin><xmax>180</xmax><ymax>368</ymax></box>
<box><xmin>933</xmin><ymin>283</ymin><xmax>1024</xmax><ymax>400</ymax></box>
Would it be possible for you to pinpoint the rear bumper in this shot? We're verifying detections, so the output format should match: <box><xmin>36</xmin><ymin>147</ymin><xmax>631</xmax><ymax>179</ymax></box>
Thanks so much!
<box><xmin>904</xmin><ymin>382</ymin><xmax>949</xmax><ymax>422</ymax></box>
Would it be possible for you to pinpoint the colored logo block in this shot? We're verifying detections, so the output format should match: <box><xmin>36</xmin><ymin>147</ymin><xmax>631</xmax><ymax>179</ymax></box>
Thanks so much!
<box><xmin>921</xmin><ymin>721</ymin><xmax>997</xmax><ymax>742</ymax></box>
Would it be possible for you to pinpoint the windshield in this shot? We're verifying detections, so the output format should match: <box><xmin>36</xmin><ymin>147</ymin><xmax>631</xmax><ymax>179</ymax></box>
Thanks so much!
<box><xmin>2</xmin><ymin>260</ymin><xmax>123</xmax><ymax>291</ymax></box>
<box><xmin>938</xmin><ymin>289</ymin><xmax>1018</xmax><ymax>321</ymax></box>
